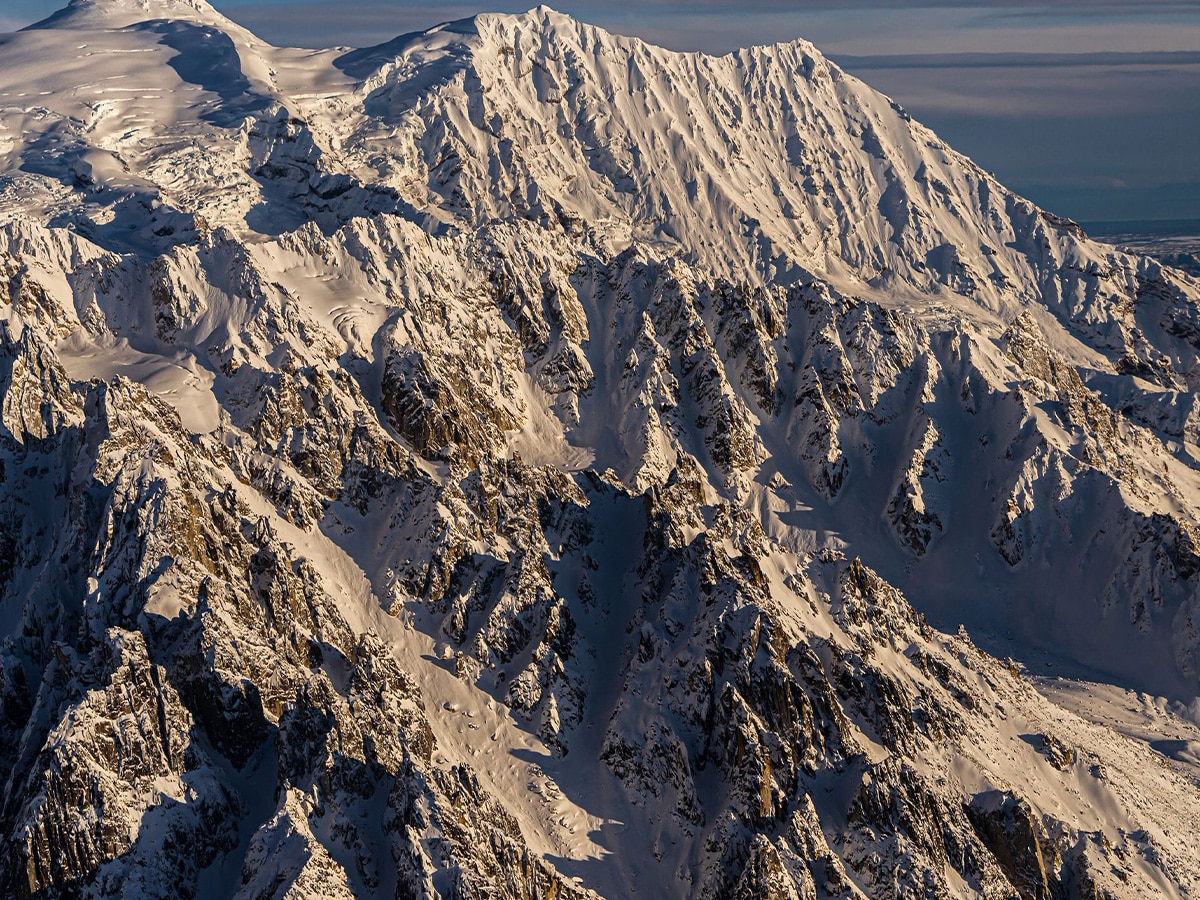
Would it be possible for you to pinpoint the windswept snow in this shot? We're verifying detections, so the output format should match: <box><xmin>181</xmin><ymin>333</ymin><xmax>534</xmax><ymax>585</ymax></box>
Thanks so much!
<box><xmin>1</xmin><ymin>3</ymin><xmax>1200</xmax><ymax>898</ymax></box>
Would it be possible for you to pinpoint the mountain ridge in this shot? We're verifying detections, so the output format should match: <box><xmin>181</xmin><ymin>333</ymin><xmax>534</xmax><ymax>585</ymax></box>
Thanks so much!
<box><xmin>0</xmin><ymin>3</ymin><xmax>1199</xmax><ymax>898</ymax></box>
<box><xmin>27</xmin><ymin>0</ymin><xmax>235</xmax><ymax>29</ymax></box>
<box><xmin>1</xmin><ymin>0</ymin><xmax>1197</xmax><ymax>695</ymax></box>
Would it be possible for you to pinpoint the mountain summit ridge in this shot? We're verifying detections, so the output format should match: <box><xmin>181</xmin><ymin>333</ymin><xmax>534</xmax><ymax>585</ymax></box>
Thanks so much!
<box><xmin>0</xmin><ymin>3</ymin><xmax>1199</xmax><ymax>899</ymax></box>
<box><xmin>27</xmin><ymin>0</ymin><xmax>232</xmax><ymax>29</ymax></box>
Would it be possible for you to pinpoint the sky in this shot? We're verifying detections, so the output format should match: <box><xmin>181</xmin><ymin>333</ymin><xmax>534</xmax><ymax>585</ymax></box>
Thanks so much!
<box><xmin>2</xmin><ymin>0</ymin><xmax>1198</xmax><ymax>224</ymax></box>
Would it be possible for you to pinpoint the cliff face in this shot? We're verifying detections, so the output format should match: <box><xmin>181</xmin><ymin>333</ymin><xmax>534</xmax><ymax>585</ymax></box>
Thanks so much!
<box><xmin>0</xmin><ymin>3</ymin><xmax>1199</xmax><ymax>898</ymax></box>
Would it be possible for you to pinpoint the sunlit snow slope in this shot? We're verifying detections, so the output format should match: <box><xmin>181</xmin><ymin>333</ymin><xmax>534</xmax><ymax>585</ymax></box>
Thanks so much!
<box><xmin>2</xmin><ymin>2</ymin><xmax>1200</xmax><ymax>898</ymax></box>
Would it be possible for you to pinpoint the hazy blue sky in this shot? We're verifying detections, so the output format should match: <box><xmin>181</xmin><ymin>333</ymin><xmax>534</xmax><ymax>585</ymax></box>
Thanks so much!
<box><xmin>2</xmin><ymin>0</ymin><xmax>1198</xmax><ymax>223</ymax></box>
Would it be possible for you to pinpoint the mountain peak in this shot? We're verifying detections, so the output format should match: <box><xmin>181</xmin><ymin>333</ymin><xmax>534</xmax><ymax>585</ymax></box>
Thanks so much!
<box><xmin>29</xmin><ymin>0</ymin><xmax>231</xmax><ymax>30</ymax></box>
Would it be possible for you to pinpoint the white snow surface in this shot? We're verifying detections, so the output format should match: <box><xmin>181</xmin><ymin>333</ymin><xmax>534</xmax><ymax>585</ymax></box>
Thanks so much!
<box><xmin>3</xmin><ymin>2</ymin><xmax>1200</xmax><ymax>898</ymax></box>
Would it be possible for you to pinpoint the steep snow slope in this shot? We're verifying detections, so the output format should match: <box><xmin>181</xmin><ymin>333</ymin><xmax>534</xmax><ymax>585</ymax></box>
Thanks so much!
<box><xmin>334</xmin><ymin>9</ymin><xmax>1077</xmax><ymax>295</ymax></box>
<box><xmin>2</xmin><ymin>2</ymin><xmax>1200</xmax><ymax>898</ymax></box>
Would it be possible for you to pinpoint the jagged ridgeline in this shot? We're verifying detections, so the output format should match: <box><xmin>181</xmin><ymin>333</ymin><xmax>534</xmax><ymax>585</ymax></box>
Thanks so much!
<box><xmin>0</xmin><ymin>1</ymin><xmax>1199</xmax><ymax>897</ymax></box>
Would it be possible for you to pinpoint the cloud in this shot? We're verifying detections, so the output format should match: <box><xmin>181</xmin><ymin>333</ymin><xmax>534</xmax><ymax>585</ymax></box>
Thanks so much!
<box><xmin>215</xmin><ymin>1</ymin><xmax>1200</xmax><ymax>56</ymax></box>
<box><xmin>835</xmin><ymin>50</ymin><xmax>1200</xmax><ymax>69</ymax></box>
<box><xmin>835</xmin><ymin>53</ymin><xmax>1200</xmax><ymax>117</ymax></box>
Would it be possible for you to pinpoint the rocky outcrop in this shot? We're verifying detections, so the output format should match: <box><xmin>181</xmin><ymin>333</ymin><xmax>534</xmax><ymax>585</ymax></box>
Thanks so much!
<box><xmin>0</xmin><ymin>4</ymin><xmax>1198</xmax><ymax>899</ymax></box>
<box><xmin>966</xmin><ymin>790</ymin><xmax>1058</xmax><ymax>900</ymax></box>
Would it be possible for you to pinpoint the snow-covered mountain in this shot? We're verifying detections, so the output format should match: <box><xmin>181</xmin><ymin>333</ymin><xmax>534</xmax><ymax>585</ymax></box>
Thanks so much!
<box><xmin>2</xmin><ymin>1</ymin><xmax>1200</xmax><ymax>897</ymax></box>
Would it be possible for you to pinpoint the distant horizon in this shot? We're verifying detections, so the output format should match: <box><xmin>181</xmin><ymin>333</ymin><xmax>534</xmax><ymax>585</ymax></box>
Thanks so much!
<box><xmin>2</xmin><ymin>0</ymin><xmax>1198</xmax><ymax>224</ymax></box>
<box><xmin>1079</xmin><ymin>216</ymin><xmax>1200</xmax><ymax>231</ymax></box>
<box><xmin>1076</xmin><ymin>220</ymin><xmax>1200</xmax><ymax>258</ymax></box>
